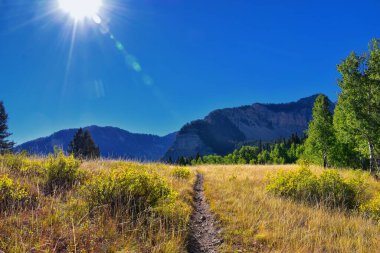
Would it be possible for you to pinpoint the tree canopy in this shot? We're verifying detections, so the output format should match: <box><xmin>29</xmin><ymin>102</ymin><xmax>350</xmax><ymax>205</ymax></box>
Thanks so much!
<box><xmin>335</xmin><ymin>39</ymin><xmax>380</xmax><ymax>173</ymax></box>
<box><xmin>0</xmin><ymin>101</ymin><xmax>15</xmax><ymax>154</ymax></box>
<box><xmin>68</xmin><ymin>128</ymin><xmax>100</xmax><ymax>159</ymax></box>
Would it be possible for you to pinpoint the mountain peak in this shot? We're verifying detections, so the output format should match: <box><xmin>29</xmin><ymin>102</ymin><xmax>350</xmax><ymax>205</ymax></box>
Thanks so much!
<box><xmin>296</xmin><ymin>93</ymin><xmax>325</xmax><ymax>104</ymax></box>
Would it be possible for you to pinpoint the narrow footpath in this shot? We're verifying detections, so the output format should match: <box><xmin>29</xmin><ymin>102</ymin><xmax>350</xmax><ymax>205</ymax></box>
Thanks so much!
<box><xmin>187</xmin><ymin>173</ymin><xmax>223</xmax><ymax>253</ymax></box>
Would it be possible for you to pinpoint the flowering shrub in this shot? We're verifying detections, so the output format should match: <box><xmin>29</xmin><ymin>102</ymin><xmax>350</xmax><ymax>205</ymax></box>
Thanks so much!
<box><xmin>86</xmin><ymin>166</ymin><xmax>177</xmax><ymax>215</ymax></box>
<box><xmin>0</xmin><ymin>174</ymin><xmax>35</xmax><ymax>211</ymax></box>
<box><xmin>0</xmin><ymin>153</ymin><xmax>45</xmax><ymax>176</ymax></box>
<box><xmin>45</xmin><ymin>150</ymin><xmax>81</xmax><ymax>193</ymax></box>
<box><xmin>172</xmin><ymin>167</ymin><xmax>191</xmax><ymax>180</ymax></box>
<box><xmin>360</xmin><ymin>195</ymin><xmax>380</xmax><ymax>220</ymax></box>
<box><xmin>266</xmin><ymin>166</ymin><xmax>365</xmax><ymax>209</ymax></box>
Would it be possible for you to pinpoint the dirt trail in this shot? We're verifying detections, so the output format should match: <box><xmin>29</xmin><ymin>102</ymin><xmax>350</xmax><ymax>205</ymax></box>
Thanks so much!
<box><xmin>187</xmin><ymin>173</ymin><xmax>223</xmax><ymax>253</ymax></box>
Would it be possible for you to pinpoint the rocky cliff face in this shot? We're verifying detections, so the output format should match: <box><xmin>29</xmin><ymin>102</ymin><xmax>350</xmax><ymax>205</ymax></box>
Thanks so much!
<box><xmin>163</xmin><ymin>94</ymin><xmax>333</xmax><ymax>161</ymax></box>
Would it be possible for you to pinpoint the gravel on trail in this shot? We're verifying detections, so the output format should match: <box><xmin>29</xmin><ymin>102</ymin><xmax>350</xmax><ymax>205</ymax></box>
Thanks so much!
<box><xmin>187</xmin><ymin>173</ymin><xmax>223</xmax><ymax>253</ymax></box>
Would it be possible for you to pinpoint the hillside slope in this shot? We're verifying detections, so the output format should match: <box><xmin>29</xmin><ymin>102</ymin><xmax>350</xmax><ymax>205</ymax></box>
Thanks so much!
<box><xmin>163</xmin><ymin>94</ymin><xmax>334</xmax><ymax>160</ymax></box>
<box><xmin>16</xmin><ymin>126</ymin><xmax>176</xmax><ymax>161</ymax></box>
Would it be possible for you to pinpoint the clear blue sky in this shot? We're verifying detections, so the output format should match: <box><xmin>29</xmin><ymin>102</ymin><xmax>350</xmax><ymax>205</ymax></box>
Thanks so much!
<box><xmin>0</xmin><ymin>0</ymin><xmax>379</xmax><ymax>144</ymax></box>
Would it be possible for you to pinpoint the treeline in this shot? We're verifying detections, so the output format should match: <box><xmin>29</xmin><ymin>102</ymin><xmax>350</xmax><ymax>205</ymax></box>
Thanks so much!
<box><xmin>191</xmin><ymin>134</ymin><xmax>305</xmax><ymax>165</ymax></box>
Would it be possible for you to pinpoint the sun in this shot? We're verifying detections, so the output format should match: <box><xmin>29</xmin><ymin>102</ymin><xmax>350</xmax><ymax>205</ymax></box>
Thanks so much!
<box><xmin>58</xmin><ymin>0</ymin><xmax>103</xmax><ymax>20</ymax></box>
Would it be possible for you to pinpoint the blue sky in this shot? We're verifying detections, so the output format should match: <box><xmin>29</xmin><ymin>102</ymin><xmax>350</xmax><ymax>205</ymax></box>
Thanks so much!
<box><xmin>0</xmin><ymin>0</ymin><xmax>379</xmax><ymax>144</ymax></box>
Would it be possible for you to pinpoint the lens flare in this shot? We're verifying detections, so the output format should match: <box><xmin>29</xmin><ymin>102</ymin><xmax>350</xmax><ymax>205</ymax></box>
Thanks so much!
<box><xmin>58</xmin><ymin>0</ymin><xmax>102</xmax><ymax>20</ymax></box>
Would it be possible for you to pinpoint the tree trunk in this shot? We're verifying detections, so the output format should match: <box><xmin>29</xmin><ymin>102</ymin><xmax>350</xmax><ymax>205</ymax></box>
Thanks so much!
<box><xmin>369</xmin><ymin>141</ymin><xmax>376</xmax><ymax>175</ymax></box>
<box><xmin>323</xmin><ymin>144</ymin><xmax>328</xmax><ymax>168</ymax></box>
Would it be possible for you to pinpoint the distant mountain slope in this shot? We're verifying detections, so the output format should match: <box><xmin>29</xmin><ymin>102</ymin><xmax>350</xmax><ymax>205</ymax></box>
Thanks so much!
<box><xmin>16</xmin><ymin>126</ymin><xmax>176</xmax><ymax>161</ymax></box>
<box><xmin>163</xmin><ymin>94</ymin><xmax>334</xmax><ymax>161</ymax></box>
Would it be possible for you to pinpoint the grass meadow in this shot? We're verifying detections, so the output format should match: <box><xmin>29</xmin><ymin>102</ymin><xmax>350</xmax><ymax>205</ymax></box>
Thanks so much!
<box><xmin>1</xmin><ymin>154</ymin><xmax>380</xmax><ymax>252</ymax></box>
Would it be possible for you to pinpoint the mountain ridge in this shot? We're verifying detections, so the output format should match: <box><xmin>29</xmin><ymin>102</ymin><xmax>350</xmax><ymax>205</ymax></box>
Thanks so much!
<box><xmin>16</xmin><ymin>125</ymin><xmax>177</xmax><ymax>161</ymax></box>
<box><xmin>163</xmin><ymin>94</ymin><xmax>334</xmax><ymax>161</ymax></box>
<box><xmin>16</xmin><ymin>94</ymin><xmax>334</xmax><ymax>162</ymax></box>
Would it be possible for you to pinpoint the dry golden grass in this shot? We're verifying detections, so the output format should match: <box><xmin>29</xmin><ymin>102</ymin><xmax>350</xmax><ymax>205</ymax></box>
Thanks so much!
<box><xmin>198</xmin><ymin>164</ymin><xmax>380</xmax><ymax>253</ymax></box>
<box><xmin>0</xmin><ymin>157</ymin><xmax>195</xmax><ymax>253</ymax></box>
<box><xmin>3</xmin><ymin>156</ymin><xmax>380</xmax><ymax>253</ymax></box>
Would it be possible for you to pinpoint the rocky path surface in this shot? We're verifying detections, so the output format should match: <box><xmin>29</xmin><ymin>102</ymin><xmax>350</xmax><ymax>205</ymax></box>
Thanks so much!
<box><xmin>187</xmin><ymin>173</ymin><xmax>223</xmax><ymax>253</ymax></box>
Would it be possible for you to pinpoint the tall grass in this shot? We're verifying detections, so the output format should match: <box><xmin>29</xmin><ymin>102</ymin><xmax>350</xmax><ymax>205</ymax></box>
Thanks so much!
<box><xmin>0</xmin><ymin>154</ymin><xmax>194</xmax><ymax>253</ymax></box>
<box><xmin>199</xmin><ymin>164</ymin><xmax>380</xmax><ymax>252</ymax></box>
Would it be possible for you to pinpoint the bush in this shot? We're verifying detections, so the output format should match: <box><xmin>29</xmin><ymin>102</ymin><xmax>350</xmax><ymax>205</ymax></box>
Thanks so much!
<box><xmin>266</xmin><ymin>167</ymin><xmax>319</xmax><ymax>203</ymax></box>
<box><xmin>86</xmin><ymin>167</ymin><xmax>177</xmax><ymax>215</ymax></box>
<box><xmin>172</xmin><ymin>167</ymin><xmax>191</xmax><ymax>180</ymax></box>
<box><xmin>0</xmin><ymin>174</ymin><xmax>35</xmax><ymax>211</ymax></box>
<box><xmin>360</xmin><ymin>195</ymin><xmax>380</xmax><ymax>220</ymax></box>
<box><xmin>0</xmin><ymin>153</ymin><xmax>25</xmax><ymax>171</ymax></box>
<box><xmin>0</xmin><ymin>153</ymin><xmax>45</xmax><ymax>176</ymax></box>
<box><xmin>318</xmin><ymin>170</ymin><xmax>359</xmax><ymax>209</ymax></box>
<box><xmin>45</xmin><ymin>150</ymin><xmax>81</xmax><ymax>193</ymax></box>
<box><xmin>266</xmin><ymin>166</ymin><xmax>365</xmax><ymax>209</ymax></box>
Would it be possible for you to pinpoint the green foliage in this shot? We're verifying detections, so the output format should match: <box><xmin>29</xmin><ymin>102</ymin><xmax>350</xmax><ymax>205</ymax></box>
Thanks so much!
<box><xmin>172</xmin><ymin>167</ymin><xmax>191</xmax><ymax>180</ymax></box>
<box><xmin>0</xmin><ymin>101</ymin><xmax>15</xmax><ymax>154</ymax></box>
<box><xmin>329</xmin><ymin>141</ymin><xmax>363</xmax><ymax>168</ymax></box>
<box><xmin>192</xmin><ymin>155</ymin><xmax>224</xmax><ymax>165</ymax></box>
<box><xmin>194</xmin><ymin>136</ymin><xmax>304</xmax><ymax>166</ymax></box>
<box><xmin>360</xmin><ymin>195</ymin><xmax>380</xmax><ymax>220</ymax></box>
<box><xmin>303</xmin><ymin>94</ymin><xmax>335</xmax><ymax>167</ymax></box>
<box><xmin>266</xmin><ymin>166</ymin><xmax>366</xmax><ymax>209</ymax></box>
<box><xmin>68</xmin><ymin>128</ymin><xmax>100</xmax><ymax>159</ymax></box>
<box><xmin>0</xmin><ymin>174</ymin><xmax>34</xmax><ymax>211</ymax></box>
<box><xmin>233</xmin><ymin>146</ymin><xmax>259</xmax><ymax>164</ymax></box>
<box><xmin>45</xmin><ymin>150</ymin><xmax>82</xmax><ymax>193</ymax></box>
<box><xmin>176</xmin><ymin>156</ymin><xmax>193</xmax><ymax>166</ymax></box>
<box><xmin>269</xmin><ymin>143</ymin><xmax>287</xmax><ymax>164</ymax></box>
<box><xmin>335</xmin><ymin>39</ymin><xmax>380</xmax><ymax>172</ymax></box>
<box><xmin>257</xmin><ymin>150</ymin><xmax>271</xmax><ymax>164</ymax></box>
<box><xmin>86</xmin><ymin>166</ymin><xmax>177</xmax><ymax>215</ymax></box>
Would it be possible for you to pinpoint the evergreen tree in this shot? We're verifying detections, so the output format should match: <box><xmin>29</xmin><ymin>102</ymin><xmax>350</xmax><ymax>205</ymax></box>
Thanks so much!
<box><xmin>176</xmin><ymin>156</ymin><xmax>188</xmax><ymax>166</ymax></box>
<box><xmin>0</xmin><ymin>101</ymin><xmax>15</xmax><ymax>154</ymax></box>
<box><xmin>258</xmin><ymin>140</ymin><xmax>263</xmax><ymax>153</ymax></box>
<box><xmin>304</xmin><ymin>94</ymin><xmax>335</xmax><ymax>167</ymax></box>
<box><xmin>335</xmin><ymin>39</ymin><xmax>380</xmax><ymax>174</ymax></box>
<box><xmin>68</xmin><ymin>128</ymin><xmax>100</xmax><ymax>159</ymax></box>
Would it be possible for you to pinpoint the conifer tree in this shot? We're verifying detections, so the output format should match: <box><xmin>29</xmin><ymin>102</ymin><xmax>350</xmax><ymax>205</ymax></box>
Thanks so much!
<box><xmin>0</xmin><ymin>101</ymin><xmax>15</xmax><ymax>154</ymax></box>
<box><xmin>68</xmin><ymin>128</ymin><xmax>100</xmax><ymax>159</ymax></box>
<box><xmin>304</xmin><ymin>94</ymin><xmax>334</xmax><ymax>167</ymax></box>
